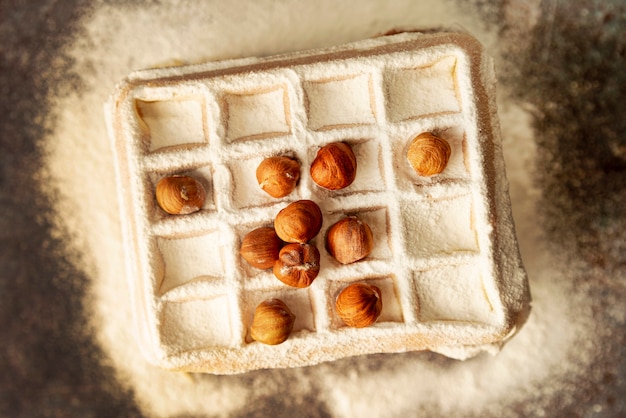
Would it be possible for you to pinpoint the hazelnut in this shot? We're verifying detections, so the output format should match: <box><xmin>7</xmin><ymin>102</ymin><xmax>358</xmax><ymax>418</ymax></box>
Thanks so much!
<box><xmin>310</xmin><ymin>142</ymin><xmax>357</xmax><ymax>190</ymax></box>
<box><xmin>256</xmin><ymin>156</ymin><xmax>300</xmax><ymax>198</ymax></box>
<box><xmin>240</xmin><ymin>227</ymin><xmax>283</xmax><ymax>269</ymax></box>
<box><xmin>326</xmin><ymin>216</ymin><xmax>374</xmax><ymax>264</ymax></box>
<box><xmin>250</xmin><ymin>298</ymin><xmax>296</xmax><ymax>345</ymax></box>
<box><xmin>406</xmin><ymin>132</ymin><xmax>451</xmax><ymax>176</ymax></box>
<box><xmin>155</xmin><ymin>175</ymin><xmax>206</xmax><ymax>215</ymax></box>
<box><xmin>335</xmin><ymin>282</ymin><xmax>382</xmax><ymax>328</ymax></box>
<box><xmin>273</xmin><ymin>243</ymin><xmax>320</xmax><ymax>288</ymax></box>
<box><xmin>274</xmin><ymin>200</ymin><xmax>323</xmax><ymax>244</ymax></box>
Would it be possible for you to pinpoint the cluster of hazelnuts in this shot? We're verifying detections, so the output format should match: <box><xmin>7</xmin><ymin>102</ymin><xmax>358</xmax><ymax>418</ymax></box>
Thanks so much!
<box><xmin>240</xmin><ymin>142</ymin><xmax>384</xmax><ymax>345</ymax></box>
<box><xmin>240</xmin><ymin>198</ymin><xmax>375</xmax><ymax>286</ymax></box>
<box><xmin>242</xmin><ymin>142</ymin><xmax>374</xmax><ymax>272</ymax></box>
<box><xmin>153</xmin><ymin>133</ymin><xmax>452</xmax><ymax>346</ymax></box>
<box><xmin>244</xmin><ymin>131</ymin><xmax>453</xmax><ymax>345</ymax></box>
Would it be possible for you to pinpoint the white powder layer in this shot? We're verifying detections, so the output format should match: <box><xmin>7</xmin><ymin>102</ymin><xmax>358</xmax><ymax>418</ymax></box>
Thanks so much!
<box><xmin>44</xmin><ymin>1</ymin><xmax>595</xmax><ymax>417</ymax></box>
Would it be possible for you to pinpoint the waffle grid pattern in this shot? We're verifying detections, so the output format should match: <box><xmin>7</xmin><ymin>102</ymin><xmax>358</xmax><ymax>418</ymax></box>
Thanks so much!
<box><xmin>112</xmin><ymin>36</ymin><xmax>509</xmax><ymax>369</ymax></box>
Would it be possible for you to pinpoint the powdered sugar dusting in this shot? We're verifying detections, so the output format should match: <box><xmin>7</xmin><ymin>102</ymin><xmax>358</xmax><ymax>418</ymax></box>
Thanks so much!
<box><xmin>42</xmin><ymin>0</ymin><xmax>603</xmax><ymax>416</ymax></box>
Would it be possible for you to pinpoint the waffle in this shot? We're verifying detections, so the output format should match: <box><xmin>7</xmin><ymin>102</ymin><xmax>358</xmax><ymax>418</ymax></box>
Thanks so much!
<box><xmin>106</xmin><ymin>31</ymin><xmax>531</xmax><ymax>374</ymax></box>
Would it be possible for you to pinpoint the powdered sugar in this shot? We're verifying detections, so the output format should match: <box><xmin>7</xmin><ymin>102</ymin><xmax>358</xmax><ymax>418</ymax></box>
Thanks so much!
<box><xmin>43</xmin><ymin>1</ymin><xmax>597</xmax><ymax>417</ymax></box>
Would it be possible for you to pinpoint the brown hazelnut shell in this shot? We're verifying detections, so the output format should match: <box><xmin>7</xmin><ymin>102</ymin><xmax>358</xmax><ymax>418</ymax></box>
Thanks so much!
<box><xmin>274</xmin><ymin>200</ymin><xmax>323</xmax><ymax>244</ymax></box>
<box><xmin>406</xmin><ymin>132</ymin><xmax>451</xmax><ymax>176</ymax></box>
<box><xmin>273</xmin><ymin>243</ymin><xmax>320</xmax><ymax>288</ymax></box>
<box><xmin>326</xmin><ymin>216</ymin><xmax>374</xmax><ymax>264</ymax></box>
<box><xmin>256</xmin><ymin>156</ymin><xmax>300</xmax><ymax>198</ymax></box>
<box><xmin>335</xmin><ymin>282</ymin><xmax>382</xmax><ymax>328</ymax></box>
<box><xmin>155</xmin><ymin>175</ymin><xmax>206</xmax><ymax>215</ymax></box>
<box><xmin>240</xmin><ymin>227</ymin><xmax>283</xmax><ymax>269</ymax></box>
<box><xmin>310</xmin><ymin>142</ymin><xmax>357</xmax><ymax>190</ymax></box>
<box><xmin>250</xmin><ymin>299</ymin><xmax>296</xmax><ymax>345</ymax></box>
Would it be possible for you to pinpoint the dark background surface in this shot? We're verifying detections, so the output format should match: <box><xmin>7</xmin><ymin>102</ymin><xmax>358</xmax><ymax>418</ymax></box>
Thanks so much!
<box><xmin>0</xmin><ymin>1</ymin><xmax>143</xmax><ymax>416</ymax></box>
<box><xmin>1</xmin><ymin>0</ymin><xmax>625</xmax><ymax>417</ymax></box>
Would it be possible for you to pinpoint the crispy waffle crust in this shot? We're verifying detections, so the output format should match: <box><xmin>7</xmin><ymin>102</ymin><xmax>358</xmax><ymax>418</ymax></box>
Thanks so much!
<box><xmin>106</xmin><ymin>31</ymin><xmax>531</xmax><ymax>374</ymax></box>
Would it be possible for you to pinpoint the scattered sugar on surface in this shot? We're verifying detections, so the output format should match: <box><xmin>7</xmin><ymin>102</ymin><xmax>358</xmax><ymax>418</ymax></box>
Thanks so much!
<box><xmin>43</xmin><ymin>1</ymin><xmax>597</xmax><ymax>416</ymax></box>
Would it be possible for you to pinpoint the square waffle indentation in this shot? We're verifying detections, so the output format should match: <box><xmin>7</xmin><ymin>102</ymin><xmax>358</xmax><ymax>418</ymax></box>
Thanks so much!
<box><xmin>304</xmin><ymin>73</ymin><xmax>377</xmax><ymax>131</ymax></box>
<box><xmin>160</xmin><ymin>296</ymin><xmax>234</xmax><ymax>352</ymax></box>
<box><xmin>224</xmin><ymin>86</ymin><xmax>291</xmax><ymax>142</ymax></box>
<box><xmin>400</xmin><ymin>194</ymin><xmax>478</xmax><ymax>259</ymax></box>
<box><xmin>135</xmin><ymin>97</ymin><xmax>207</xmax><ymax>152</ymax></box>
<box><xmin>156</xmin><ymin>231</ymin><xmax>225</xmax><ymax>294</ymax></box>
<box><xmin>413</xmin><ymin>264</ymin><xmax>496</xmax><ymax>325</ymax></box>
<box><xmin>385</xmin><ymin>56</ymin><xmax>461</xmax><ymax>122</ymax></box>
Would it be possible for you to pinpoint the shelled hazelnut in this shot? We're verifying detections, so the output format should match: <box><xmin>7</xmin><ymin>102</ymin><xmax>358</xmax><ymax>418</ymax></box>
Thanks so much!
<box><xmin>250</xmin><ymin>299</ymin><xmax>296</xmax><ymax>345</ymax></box>
<box><xmin>406</xmin><ymin>132</ymin><xmax>451</xmax><ymax>176</ymax></box>
<box><xmin>240</xmin><ymin>227</ymin><xmax>283</xmax><ymax>269</ymax></box>
<box><xmin>155</xmin><ymin>175</ymin><xmax>206</xmax><ymax>215</ymax></box>
<box><xmin>335</xmin><ymin>282</ymin><xmax>382</xmax><ymax>328</ymax></box>
<box><xmin>310</xmin><ymin>142</ymin><xmax>357</xmax><ymax>190</ymax></box>
<box><xmin>326</xmin><ymin>216</ymin><xmax>374</xmax><ymax>264</ymax></box>
<box><xmin>256</xmin><ymin>156</ymin><xmax>300</xmax><ymax>198</ymax></box>
<box><xmin>274</xmin><ymin>200</ymin><xmax>323</xmax><ymax>244</ymax></box>
<box><xmin>273</xmin><ymin>243</ymin><xmax>321</xmax><ymax>288</ymax></box>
